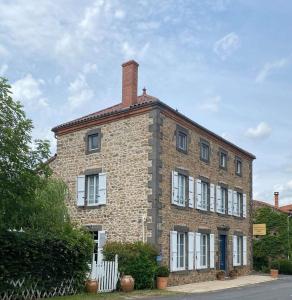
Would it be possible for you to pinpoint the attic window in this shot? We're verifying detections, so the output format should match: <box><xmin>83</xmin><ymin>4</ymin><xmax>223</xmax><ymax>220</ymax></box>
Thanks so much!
<box><xmin>85</xmin><ymin>128</ymin><xmax>101</xmax><ymax>154</ymax></box>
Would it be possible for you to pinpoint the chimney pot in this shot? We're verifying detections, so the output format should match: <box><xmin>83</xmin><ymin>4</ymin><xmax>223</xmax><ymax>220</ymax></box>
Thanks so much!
<box><xmin>122</xmin><ymin>60</ymin><xmax>139</xmax><ymax>107</ymax></box>
<box><xmin>274</xmin><ymin>192</ymin><xmax>279</xmax><ymax>208</ymax></box>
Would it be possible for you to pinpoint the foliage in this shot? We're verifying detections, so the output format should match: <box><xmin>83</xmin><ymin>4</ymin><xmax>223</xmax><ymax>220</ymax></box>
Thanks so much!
<box><xmin>216</xmin><ymin>270</ymin><xmax>226</xmax><ymax>279</ymax></box>
<box><xmin>272</xmin><ymin>259</ymin><xmax>292</xmax><ymax>274</ymax></box>
<box><xmin>155</xmin><ymin>266</ymin><xmax>170</xmax><ymax>277</ymax></box>
<box><xmin>0</xmin><ymin>229</ymin><xmax>94</xmax><ymax>295</ymax></box>
<box><xmin>0</xmin><ymin>77</ymin><xmax>51</xmax><ymax>231</ymax></box>
<box><xmin>253</xmin><ymin>207</ymin><xmax>292</xmax><ymax>270</ymax></box>
<box><xmin>229</xmin><ymin>269</ymin><xmax>238</xmax><ymax>278</ymax></box>
<box><xmin>103</xmin><ymin>242</ymin><xmax>158</xmax><ymax>289</ymax></box>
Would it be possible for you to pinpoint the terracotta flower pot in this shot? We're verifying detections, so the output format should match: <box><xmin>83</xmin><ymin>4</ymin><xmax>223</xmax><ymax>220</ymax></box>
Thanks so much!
<box><xmin>271</xmin><ymin>269</ymin><xmax>279</xmax><ymax>278</ymax></box>
<box><xmin>120</xmin><ymin>275</ymin><xmax>135</xmax><ymax>292</ymax></box>
<box><xmin>85</xmin><ymin>279</ymin><xmax>98</xmax><ymax>293</ymax></box>
<box><xmin>157</xmin><ymin>277</ymin><xmax>168</xmax><ymax>289</ymax></box>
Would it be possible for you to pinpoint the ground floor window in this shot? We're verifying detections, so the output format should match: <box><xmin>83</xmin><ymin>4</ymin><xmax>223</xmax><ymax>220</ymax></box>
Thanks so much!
<box><xmin>200</xmin><ymin>234</ymin><xmax>208</xmax><ymax>268</ymax></box>
<box><xmin>177</xmin><ymin>232</ymin><xmax>186</xmax><ymax>270</ymax></box>
<box><xmin>237</xmin><ymin>236</ymin><xmax>243</xmax><ymax>265</ymax></box>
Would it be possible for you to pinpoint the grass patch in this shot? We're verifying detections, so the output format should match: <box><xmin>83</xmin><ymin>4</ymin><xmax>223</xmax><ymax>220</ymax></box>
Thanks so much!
<box><xmin>51</xmin><ymin>289</ymin><xmax>178</xmax><ymax>300</ymax></box>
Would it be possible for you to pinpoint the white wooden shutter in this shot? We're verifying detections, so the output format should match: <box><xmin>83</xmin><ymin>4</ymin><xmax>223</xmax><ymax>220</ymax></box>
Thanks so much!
<box><xmin>189</xmin><ymin>176</ymin><xmax>194</xmax><ymax>208</ymax></box>
<box><xmin>172</xmin><ymin>171</ymin><xmax>179</xmax><ymax>205</ymax></box>
<box><xmin>233</xmin><ymin>235</ymin><xmax>238</xmax><ymax>266</ymax></box>
<box><xmin>195</xmin><ymin>232</ymin><xmax>201</xmax><ymax>269</ymax></box>
<box><xmin>188</xmin><ymin>232</ymin><xmax>194</xmax><ymax>270</ymax></box>
<box><xmin>76</xmin><ymin>175</ymin><xmax>85</xmax><ymax>206</ymax></box>
<box><xmin>243</xmin><ymin>194</ymin><xmax>247</xmax><ymax>218</ymax></box>
<box><xmin>216</xmin><ymin>185</ymin><xmax>222</xmax><ymax>213</ymax></box>
<box><xmin>233</xmin><ymin>191</ymin><xmax>238</xmax><ymax>216</ymax></box>
<box><xmin>243</xmin><ymin>236</ymin><xmax>247</xmax><ymax>266</ymax></box>
<box><xmin>209</xmin><ymin>234</ymin><xmax>215</xmax><ymax>268</ymax></box>
<box><xmin>210</xmin><ymin>184</ymin><xmax>215</xmax><ymax>212</ymax></box>
<box><xmin>195</xmin><ymin>179</ymin><xmax>202</xmax><ymax>209</ymax></box>
<box><xmin>170</xmin><ymin>231</ymin><xmax>177</xmax><ymax>272</ymax></box>
<box><xmin>98</xmin><ymin>173</ymin><xmax>107</xmax><ymax>205</ymax></box>
<box><xmin>98</xmin><ymin>230</ymin><xmax>106</xmax><ymax>262</ymax></box>
<box><xmin>228</xmin><ymin>189</ymin><xmax>233</xmax><ymax>215</ymax></box>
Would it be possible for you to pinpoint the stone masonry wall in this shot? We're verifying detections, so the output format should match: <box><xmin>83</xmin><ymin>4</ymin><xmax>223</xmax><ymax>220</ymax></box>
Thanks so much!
<box><xmin>50</xmin><ymin>113</ymin><xmax>153</xmax><ymax>243</ymax></box>
<box><xmin>159</xmin><ymin>113</ymin><xmax>253</xmax><ymax>285</ymax></box>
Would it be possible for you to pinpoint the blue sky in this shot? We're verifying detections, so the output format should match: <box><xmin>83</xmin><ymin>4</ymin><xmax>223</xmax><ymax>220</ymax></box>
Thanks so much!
<box><xmin>1</xmin><ymin>0</ymin><xmax>292</xmax><ymax>205</ymax></box>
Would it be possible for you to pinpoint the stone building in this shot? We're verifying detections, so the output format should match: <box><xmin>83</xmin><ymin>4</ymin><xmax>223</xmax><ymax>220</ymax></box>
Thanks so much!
<box><xmin>50</xmin><ymin>60</ymin><xmax>256</xmax><ymax>285</ymax></box>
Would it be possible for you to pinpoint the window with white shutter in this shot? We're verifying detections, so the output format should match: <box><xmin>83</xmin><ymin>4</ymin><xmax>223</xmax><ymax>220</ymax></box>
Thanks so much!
<box><xmin>243</xmin><ymin>194</ymin><xmax>247</xmax><ymax>218</ymax></box>
<box><xmin>195</xmin><ymin>232</ymin><xmax>201</xmax><ymax>269</ymax></box>
<box><xmin>233</xmin><ymin>191</ymin><xmax>238</xmax><ymax>216</ymax></box>
<box><xmin>210</xmin><ymin>184</ymin><xmax>215</xmax><ymax>212</ymax></box>
<box><xmin>76</xmin><ymin>175</ymin><xmax>85</xmax><ymax>206</ymax></box>
<box><xmin>86</xmin><ymin>173</ymin><xmax>107</xmax><ymax>206</ymax></box>
<box><xmin>98</xmin><ymin>173</ymin><xmax>107</xmax><ymax>205</ymax></box>
<box><xmin>209</xmin><ymin>234</ymin><xmax>215</xmax><ymax>269</ymax></box>
<box><xmin>201</xmin><ymin>181</ymin><xmax>208</xmax><ymax>211</ymax></box>
<box><xmin>170</xmin><ymin>231</ymin><xmax>178</xmax><ymax>272</ymax></box>
<box><xmin>98</xmin><ymin>230</ymin><xmax>106</xmax><ymax>261</ymax></box>
<box><xmin>216</xmin><ymin>185</ymin><xmax>222</xmax><ymax>213</ymax></box>
<box><xmin>189</xmin><ymin>176</ymin><xmax>194</xmax><ymax>208</ymax></box>
<box><xmin>195</xmin><ymin>179</ymin><xmax>202</xmax><ymax>209</ymax></box>
<box><xmin>200</xmin><ymin>234</ymin><xmax>208</xmax><ymax>269</ymax></box>
<box><xmin>172</xmin><ymin>171</ymin><xmax>179</xmax><ymax>205</ymax></box>
<box><xmin>188</xmin><ymin>232</ymin><xmax>194</xmax><ymax>270</ymax></box>
<box><xmin>233</xmin><ymin>235</ymin><xmax>238</xmax><ymax>266</ymax></box>
<box><xmin>243</xmin><ymin>236</ymin><xmax>247</xmax><ymax>266</ymax></box>
<box><xmin>172</xmin><ymin>171</ymin><xmax>186</xmax><ymax>207</ymax></box>
<box><xmin>228</xmin><ymin>189</ymin><xmax>233</xmax><ymax>215</ymax></box>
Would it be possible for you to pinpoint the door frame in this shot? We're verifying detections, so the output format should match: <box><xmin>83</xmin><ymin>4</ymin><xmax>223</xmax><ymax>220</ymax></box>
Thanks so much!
<box><xmin>218</xmin><ymin>230</ymin><xmax>229</xmax><ymax>273</ymax></box>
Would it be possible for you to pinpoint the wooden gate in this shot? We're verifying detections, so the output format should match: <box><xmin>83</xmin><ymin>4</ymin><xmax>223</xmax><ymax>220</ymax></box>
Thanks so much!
<box><xmin>91</xmin><ymin>255</ymin><xmax>119</xmax><ymax>293</ymax></box>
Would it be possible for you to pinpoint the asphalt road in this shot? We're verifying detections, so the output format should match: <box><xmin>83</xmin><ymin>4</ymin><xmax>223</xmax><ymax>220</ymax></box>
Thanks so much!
<box><xmin>145</xmin><ymin>276</ymin><xmax>292</xmax><ymax>300</ymax></box>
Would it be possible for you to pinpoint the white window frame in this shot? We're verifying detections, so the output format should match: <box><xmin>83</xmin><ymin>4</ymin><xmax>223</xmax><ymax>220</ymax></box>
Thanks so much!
<box><xmin>177</xmin><ymin>232</ymin><xmax>186</xmax><ymax>271</ymax></box>
<box><xmin>237</xmin><ymin>236</ymin><xmax>243</xmax><ymax>266</ymax></box>
<box><xmin>220</xmin><ymin>151</ymin><xmax>227</xmax><ymax>168</ymax></box>
<box><xmin>87</xmin><ymin>174</ymin><xmax>99</xmax><ymax>206</ymax></box>
<box><xmin>177</xmin><ymin>174</ymin><xmax>187</xmax><ymax>206</ymax></box>
<box><xmin>201</xmin><ymin>181</ymin><xmax>209</xmax><ymax>211</ymax></box>
<box><xmin>237</xmin><ymin>192</ymin><xmax>243</xmax><ymax>217</ymax></box>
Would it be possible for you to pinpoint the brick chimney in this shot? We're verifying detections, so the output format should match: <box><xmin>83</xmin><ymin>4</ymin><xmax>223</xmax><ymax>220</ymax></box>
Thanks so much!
<box><xmin>122</xmin><ymin>60</ymin><xmax>139</xmax><ymax>107</ymax></box>
<box><xmin>274</xmin><ymin>192</ymin><xmax>279</xmax><ymax>208</ymax></box>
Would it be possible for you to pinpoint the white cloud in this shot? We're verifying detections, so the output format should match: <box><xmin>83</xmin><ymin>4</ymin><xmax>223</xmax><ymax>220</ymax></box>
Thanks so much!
<box><xmin>54</xmin><ymin>75</ymin><xmax>61</xmax><ymax>85</ymax></box>
<box><xmin>83</xmin><ymin>63</ymin><xmax>97</xmax><ymax>74</ymax></box>
<box><xmin>255</xmin><ymin>58</ymin><xmax>288</xmax><ymax>83</ymax></box>
<box><xmin>0</xmin><ymin>64</ymin><xmax>8</xmax><ymax>76</ymax></box>
<box><xmin>121</xmin><ymin>42</ymin><xmax>150</xmax><ymax>60</ymax></box>
<box><xmin>245</xmin><ymin>122</ymin><xmax>272</xmax><ymax>140</ymax></box>
<box><xmin>68</xmin><ymin>74</ymin><xmax>94</xmax><ymax>109</ymax></box>
<box><xmin>12</xmin><ymin>74</ymin><xmax>48</xmax><ymax>108</ymax></box>
<box><xmin>200</xmin><ymin>95</ymin><xmax>221</xmax><ymax>112</ymax></box>
<box><xmin>0</xmin><ymin>44</ymin><xmax>9</xmax><ymax>57</ymax></box>
<box><xmin>114</xmin><ymin>9</ymin><xmax>125</xmax><ymax>19</ymax></box>
<box><xmin>213</xmin><ymin>32</ymin><xmax>240</xmax><ymax>60</ymax></box>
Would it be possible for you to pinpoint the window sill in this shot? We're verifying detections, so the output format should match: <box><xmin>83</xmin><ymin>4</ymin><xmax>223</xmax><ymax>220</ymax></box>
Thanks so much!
<box><xmin>196</xmin><ymin>268</ymin><xmax>214</xmax><ymax>273</ymax></box>
<box><xmin>171</xmin><ymin>203</ymin><xmax>189</xmax><ymax>210</ymax></box>
<box><xmin>200</xmin><ymin>158</ymin><xmax>210</xmax><ymax>164</ymax></box>
<box><xmin>77</xmin><ymin>204</ymin><xmax>105</xmax><ymax>209</ymax></box>
<box><xmin>171</xmin><ymin>270</ymin><xmax>190</xmax><ymax>275</ymax></box>
<box><xmin>176</xmin><ymin>147</ymin><xmax>188</xmax><ymax>154</ymax></box>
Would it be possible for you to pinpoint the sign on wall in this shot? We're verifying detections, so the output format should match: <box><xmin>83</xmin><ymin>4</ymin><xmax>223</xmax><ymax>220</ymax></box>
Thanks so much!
<box><xmin>253</xmin><ymin>224</ymin><xmax>266</xmax><ymax>235</ymax></box>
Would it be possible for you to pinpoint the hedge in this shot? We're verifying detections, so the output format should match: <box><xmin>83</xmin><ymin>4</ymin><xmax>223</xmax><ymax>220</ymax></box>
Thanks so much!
<box><xmin>103</xmin><ymin>242</ymin><xmax>158</xmax><ymax>289</ymax></box>
<box><xmin>0</xmin><ymin>229</ymin><xmax>93</xmax><ymax>296</ymax></box>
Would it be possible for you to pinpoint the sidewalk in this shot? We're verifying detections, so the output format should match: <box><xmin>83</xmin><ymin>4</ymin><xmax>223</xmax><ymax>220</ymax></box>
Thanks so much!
<box><xmin>166</xmin><ymin>275</ymin><xmax>276</xmax><ymax>293</ymax></box>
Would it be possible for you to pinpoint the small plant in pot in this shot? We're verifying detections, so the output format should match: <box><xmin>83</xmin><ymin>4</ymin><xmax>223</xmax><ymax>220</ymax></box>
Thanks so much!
<box><xmin>270</xmin><ymin>260</ymin><xmax>279</xmax><ymax>278</ymax></box>
<box><xmin>156</xmin><ymin>265</ymin><xmax>170</xmax><ymax>289</ymax></box>
<box><xmin>216</xmin><ymin>270</ymin><xmax>226</xmax><ymax>280</ymax></box>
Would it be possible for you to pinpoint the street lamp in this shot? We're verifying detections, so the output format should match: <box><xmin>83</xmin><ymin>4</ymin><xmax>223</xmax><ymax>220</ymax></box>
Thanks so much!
<box><xmin>288</xmin><ymin>210</ymin><xmax>292</xmax><ymax>260</ymax></box>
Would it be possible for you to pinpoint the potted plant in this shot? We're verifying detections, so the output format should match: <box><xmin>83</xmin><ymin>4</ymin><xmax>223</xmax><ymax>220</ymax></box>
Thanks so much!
<box><xmin>156</xmin><ymin>265</ymin><xmax>170</xmax><ymax>289</ymax></box>
<box><xmin>120</xmin><ymin>274</ymin><xmax>135</xmax><ymax>292</ymax></box>
<box><xmin>85</xmin><ymin>255</ymin><xmax>98</xmax><ymax>293</ymax></box>
<box><xmin>216</xmin><ymin>270</ymin><xmax>226</xmax><ymax>280</ymax></box>
<box><xmin>229</xmin><ymin>269</ymin><xmax>238</xmax><ymax>279</ymax></box>
<box><xmin>270</xmin><ymin>260</ymin><xmax>279</xmax><ymax>278</ymax></box>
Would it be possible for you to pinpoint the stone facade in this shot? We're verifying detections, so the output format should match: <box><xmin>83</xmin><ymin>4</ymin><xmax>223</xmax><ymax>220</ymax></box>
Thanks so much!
<box><xmin>51</xmin><ymin>102</ymin><xmax>254</xmax><ymax>286</ymax></box>
<box><xmin>50</xmin><ymin>113</ymin><xmax>153</xmax><ymax>242</ymax></box>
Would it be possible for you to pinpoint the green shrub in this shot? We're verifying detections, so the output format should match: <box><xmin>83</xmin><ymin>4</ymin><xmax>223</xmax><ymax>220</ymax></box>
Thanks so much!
<box><xmin>277</xmin><ymin>259</ymin><xmax>292</xmax><ymax>274</ymax></box>
<box><xmin>156</xmin><ymin>266</ymin><xmax>170</xmax><ymax>277</ymax></box>
<box><xmin>103</xmin><ymin>242</ymin><xmax>158</xmax><ymax>289</ymax></box>
<box><xmin>0</xmin><ymin>229</ymin><xmax>93</xmax><ymax>296</ymax></box>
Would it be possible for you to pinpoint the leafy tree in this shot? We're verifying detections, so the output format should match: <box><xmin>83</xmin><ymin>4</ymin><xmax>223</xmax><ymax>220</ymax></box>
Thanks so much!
<box><xmin>253</xmin><ymin>207</ymin><xmax>292</xmax><ymax>270</ymax></box>
<box><xmin>0</xmin><ymin>77</ymin><xmax>51</xmax><ymax>230</ymax></box>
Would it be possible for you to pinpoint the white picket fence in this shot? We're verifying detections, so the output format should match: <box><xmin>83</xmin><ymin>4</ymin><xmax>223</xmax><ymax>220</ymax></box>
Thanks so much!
<box><xmin>91</xmin><ymin>254</ymin><xmax>119</xmax><ymax>293</ymax></box>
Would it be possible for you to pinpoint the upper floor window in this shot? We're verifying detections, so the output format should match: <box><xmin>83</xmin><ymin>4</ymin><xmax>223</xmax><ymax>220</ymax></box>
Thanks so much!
<box><xmin>172</xmin><ymin>170</ymin><xmax>187</xmax><ymax>207</ymax></box>
<box><xmin>88</xmin><ymin>134</ymin><xmax>99</xmax><ymax>151</ymax></box>
<box><xmin>176</xmin><ymin>125</ymin><xmax>188</xmax><ymax>153</ymax></box>
<box><xmin>235</xmin><ymin>157</ymin><xmax>242</xmax><ymax>176</ymax></box>
<box><xmin>201</xmin><ymin>181</ymin><xmax>209</xmax><ymax>210</ymax></box>
<box><xmin>200</xmin><ymin>139</ymin><xmax>210</xmax><ymax>163</ymax></box>
<box><xmin>86</xmin><ymin>128</ymin><xmax>101</xmax><ymax>154</ymax></box>
<box><xmin>218</xmin><ymin>186</ymin><xmax>227</xmax><ymax>214</ymax></box>
<box><xmin>219</xmin><ymin>150</ymin><xmax>227</xmax><ymax>169</ymax></box>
